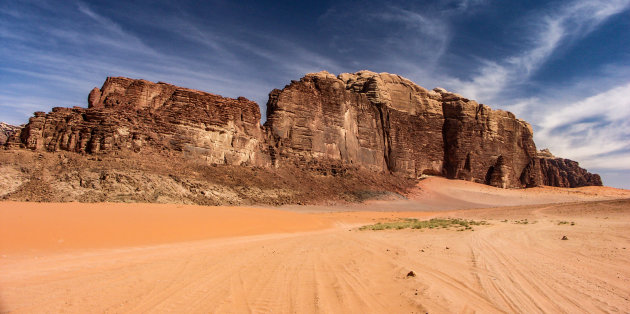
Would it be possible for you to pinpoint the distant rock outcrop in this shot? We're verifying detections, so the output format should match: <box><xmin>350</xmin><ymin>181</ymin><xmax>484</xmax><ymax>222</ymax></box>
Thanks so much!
<box><xmin>537</xmin><ymin>151</ymin><xmax>602</xmax><ymax>187</ymax></box>
<box><xmin>0</xmin><ymin>122</ymin><xmax>20</xmax><ymax>145</ymax></box>
<box><xmin>5</xmin><ymin>72</ymin><xmax>602</xmax><ymax>189</ymax></box>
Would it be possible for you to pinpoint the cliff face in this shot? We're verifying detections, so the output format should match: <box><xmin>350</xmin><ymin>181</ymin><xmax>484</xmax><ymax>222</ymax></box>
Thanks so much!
<box><xmin>6</xmin><ymin>72</ymin><xmax>602</xmax><ymax>188</ymax></box>
<box><xmin>6</xmin><ymin>77</ymin><xmax>269</xmax><ymax>166</ymax></box>
<box><xmin>437</xmin><ymin>88</ymin><xmax>538</xmax><ymax>188</ymax></box>
<box><xmin>265</xmin><ymin>71</ymin><xmax>585</xmax><ymax>188</ymax></box>
<box><xmin>265</xmin><ymin>71</ymin><xmax>445</xmax><ymax>177</ymax></box>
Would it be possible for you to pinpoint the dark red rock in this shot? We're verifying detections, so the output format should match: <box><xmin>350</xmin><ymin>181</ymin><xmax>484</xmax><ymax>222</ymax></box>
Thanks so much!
<box><xmin>439</xmin><ymin>88</ymin><xmax>538</xmax><ymax>188</ymax></box>
<box><xmin>266</xmin><ymin>71</ymin><xmax>561</xmax><ymax>188</ymax></box>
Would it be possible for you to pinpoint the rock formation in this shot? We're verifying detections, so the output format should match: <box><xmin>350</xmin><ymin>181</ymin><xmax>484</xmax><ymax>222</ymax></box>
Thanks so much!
<box><xmin>6</xmin><ymin>77</ymin><xmax>269</xmax><ymax>166</ymax></box>
<box><xmin>265</xmin><ymin>71</ymin><xmax>600</xmax><ymax>188</ymax></box>
<box><xmin>265</xmin><ymin>71</ymin><xmax>445</xmax><ymax>178</ymax></box>
<box><xmin>5</xmin><ymin>71</ymin><xmax>602</xmax><ymax>188</ymax></box>
<box><xmin>537</xmin><ymin>150</ymin><xmax>602</xmax><ymax>187</ymax></box>
<box><xmin>0</xmin><ymin>122</ymin><xmax>20</xmax><ymax>145</ymax></box>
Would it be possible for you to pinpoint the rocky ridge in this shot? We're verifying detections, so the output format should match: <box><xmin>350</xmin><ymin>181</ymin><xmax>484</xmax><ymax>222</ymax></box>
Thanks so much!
<box><xmin>2</xmin><ymin>71</ymin><xmax>601</xmax><ymax>203</ymax></box>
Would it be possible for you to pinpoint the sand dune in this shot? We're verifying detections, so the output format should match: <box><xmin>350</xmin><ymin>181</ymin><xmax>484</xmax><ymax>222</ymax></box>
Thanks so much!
<box><xmin>1</xmin><ymin>180</ymin><xmax>630</xmax><ymax>313</ymax></box>
<box><xmin>281</xmin><ymin>176</ymin><xmax>630</xmax><ymax>213</ymax></box>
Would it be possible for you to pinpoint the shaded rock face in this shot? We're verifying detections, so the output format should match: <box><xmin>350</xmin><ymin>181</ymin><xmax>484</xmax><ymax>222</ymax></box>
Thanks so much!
<box><xmin>439</xmin><ymin>88</ymin><xmax>538</xmax><ymax>188</ymax></box>
<box><xmin>538</xmin><ymin>155</ymin><xmax>603</xmax><ymax>187</ymax></box>
<box><xmin>6</xmin><ymin>77</ymin><xmax>269</xmax><ymax>167</ymax></box>
<box><xmin>0</xmin><ymin>122</ymin><xmax>20</xmax><ymax>145</ymax></box>
<box><xmin>6</xmin><ymin>72</ymin><xmax>602</xmax><ymax>188</ymax></box>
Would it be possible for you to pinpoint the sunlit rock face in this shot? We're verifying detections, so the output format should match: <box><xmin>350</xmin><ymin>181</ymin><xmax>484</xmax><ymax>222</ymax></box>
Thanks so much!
<box><xmin>265</xmin><ymin>71</ymin><xmax>601</xmax><ymax>188</ymax></box>
<box><xmin>7</xmin><ymin>72</ymin><xmax>601</xmax><ymax>188</ymax></box>
<box><xmin>265</xmin><ymin>71</ymin><xmax>445</xmax><ymax>177</ymax></box>
<box><xmin>7</xmin><ymin>77</ymin><xmax>269</xmax><ymax>167</ymax></box>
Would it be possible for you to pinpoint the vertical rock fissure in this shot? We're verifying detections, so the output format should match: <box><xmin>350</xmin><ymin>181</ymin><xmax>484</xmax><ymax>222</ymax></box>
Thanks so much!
<box><xmin>377</xmin><ymin>104</ymin><xmax>393</xmax><ymax>172</ymax></box>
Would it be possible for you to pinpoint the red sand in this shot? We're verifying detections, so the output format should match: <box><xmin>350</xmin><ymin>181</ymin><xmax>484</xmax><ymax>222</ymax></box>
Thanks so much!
<box><xmin>1</xmin><ymin>179</ymin><xmax>629</xmax><ymax>313</ymax></box>
<box><xmin>0</xmin><ymin>202</ymin><xmax>330</xmax><ymax>254</ymax></box>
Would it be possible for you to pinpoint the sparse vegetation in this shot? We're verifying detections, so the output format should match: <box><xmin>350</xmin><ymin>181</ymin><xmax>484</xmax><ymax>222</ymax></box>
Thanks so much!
<box><xmin>558</xmin><ymin>221</ymin><xmax>576</xmax><ymax>226</ymax></box>
<box><xmin>359</xmin><ymin>218</ymin><xmax>488</xmax><ymax>231</ymax></box>
<box><xmin>514</xmin><ymin>219</ymin><xmax>529</xmax><ymax>224</ymax></box>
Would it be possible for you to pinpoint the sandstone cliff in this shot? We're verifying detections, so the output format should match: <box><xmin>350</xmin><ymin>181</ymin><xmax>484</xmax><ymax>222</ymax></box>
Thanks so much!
<box><xmin>5</xmin><ymin>72</ymin><xmax>602</xmax><ymax>191</ymax></box>
<box><xmin>6</xmin><ymin>77</ymin><xmax>269</xmax><ymax>166</ymax></box>
<box><xmin>265</xmin><ymin>71</ymin><xmax>600</xmax><ymax>188</ymax></box>
<box><xmin>265</xmin><ymin>71</ymin><xmax>445</xmax><ymax>178</ymax></box>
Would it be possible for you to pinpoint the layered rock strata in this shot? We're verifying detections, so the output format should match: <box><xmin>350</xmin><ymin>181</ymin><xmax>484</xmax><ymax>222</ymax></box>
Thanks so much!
<box><xmin>6</xmin><ymin>72</ymin><xmax>602</xmax><ymax>188</ymax></box>
<box><xmin>6</xmin><ymin>77</ymin><xmax>269</xmax><ymax>166</ymax></box>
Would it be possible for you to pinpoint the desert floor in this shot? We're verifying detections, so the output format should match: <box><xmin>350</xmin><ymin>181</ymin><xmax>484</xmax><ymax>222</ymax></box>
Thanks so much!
<box><xmin>1</xmin><ymin>177</ymin><xmax>630</xmax><ymax>313</ymax></box>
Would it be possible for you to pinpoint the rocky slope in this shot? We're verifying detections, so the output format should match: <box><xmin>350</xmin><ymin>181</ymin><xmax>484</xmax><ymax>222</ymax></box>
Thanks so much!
<box><xmin>0</xmin><ymin>149</ymin><xmax>411</xmax><ymax>204</ymax></box>
<box><xmin>1</xmin><ymin>71</ymin><xmax>602</xmax><ymax>205</ymax></box>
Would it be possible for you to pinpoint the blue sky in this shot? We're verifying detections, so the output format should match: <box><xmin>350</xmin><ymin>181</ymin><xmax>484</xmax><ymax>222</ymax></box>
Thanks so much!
<box><xmin>1</xmin><ymin>0</ymin><xmax>629</xmax><ymax>188</ymax></box>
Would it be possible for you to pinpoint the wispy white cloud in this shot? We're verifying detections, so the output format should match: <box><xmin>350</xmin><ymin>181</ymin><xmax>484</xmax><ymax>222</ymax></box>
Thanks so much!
<box><xmin>1</xmin><ymin>0</ymin><xmax>628</xmax><ymax>185</ymax></box>
<box><xmin>0</xmin><ymin>1</ymin><xmax>276</xmax><ymax>123</ymax></box>
<box><xmin>318</xmin><ymin>3</ymin><xmax>453</xmax><ymax>80</ymax></box>
<box><xmin>375</xmin><ymin>7</ymin><xmax>451</xmax><ymax>68</ymax></box>
<box><xmin>581</xmin><ymin>153</ymin><xmax>630</xmax><ymax>170</ymax></box>
<box><xmin>447</xmin><ymin>0</ymin><xmax>630</xmax><ymax>102</ymax></box>
<box><xmin>535</xmin><ymin>82</ymin><xmax>630</xmax><ymax>170</ymax></box>
<box><xmin>73</xmin><ymin>3</ymin><xmax>159</xmax><ymax>55</ymax></box>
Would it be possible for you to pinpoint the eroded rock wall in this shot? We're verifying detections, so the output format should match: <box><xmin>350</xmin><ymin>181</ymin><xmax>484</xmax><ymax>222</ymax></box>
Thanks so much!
<box><xmin>439</xmin><ymin>89</ymin><xmax>538</xmax><ymax>188</ymax></box>
<box><xmin>6</xmin><ymin>73</ymin><xmax>602</xmax><ymax>188</ymax></box>
<box><xmin>7</xmin><ymin>77</ymin><xmax>268</xmax><ymax>166</ymax></box>
<box><xmin>264</xmin><ymin>72</ymin><xmax>388</xmax><ymax>173</ymax></box>
<box><xmin>265</xmin><ymin>71</ymin><xmax>547</xmax><ymax>188</ymax></box>
<box><xmin>265</xmin><ymin>71</ymin><xmax>445</xmax><ymax>178</ymax></box>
